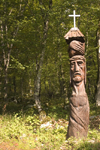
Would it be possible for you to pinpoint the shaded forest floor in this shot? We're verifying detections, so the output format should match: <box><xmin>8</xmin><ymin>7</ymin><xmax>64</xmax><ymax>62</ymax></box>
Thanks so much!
<box><xmin>0</xmin><ymin>101</ymin><xmax>100</xmax><ymax>149</ymax></box>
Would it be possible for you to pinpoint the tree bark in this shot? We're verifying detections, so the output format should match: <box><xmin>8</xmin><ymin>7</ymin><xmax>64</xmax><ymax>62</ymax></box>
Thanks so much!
<box><xmin>34</xmin><ymin>22</ymin><xmax>48</xmax><ymax>112</ymax></box>
<box><xmin>3</xmin><ymin>47</ymin><xmax>12</xmax><ymax>100</ymax></box>
<box><xmin>34</xmin><ymin>0</ymin><xmax>52</xmax><ymax>113</ymax></box>
<box><xmin>96</xmin><ymin>21</ymin><xmax>100</xmax><ymax>106</ymax></box>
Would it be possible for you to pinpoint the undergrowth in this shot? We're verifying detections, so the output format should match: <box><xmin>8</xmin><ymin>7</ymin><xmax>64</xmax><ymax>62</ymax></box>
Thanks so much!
<box><xmin>0</xmin><ymin>102</ymin><xmax>100</xmax><ymax>149</ymax></box>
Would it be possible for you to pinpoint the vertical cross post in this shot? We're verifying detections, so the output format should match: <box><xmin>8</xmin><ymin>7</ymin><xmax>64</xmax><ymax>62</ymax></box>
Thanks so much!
<box><xmin>69</xmin><ymin>10</ymin><xmax>80</xmax><ymax>28</ymax></box>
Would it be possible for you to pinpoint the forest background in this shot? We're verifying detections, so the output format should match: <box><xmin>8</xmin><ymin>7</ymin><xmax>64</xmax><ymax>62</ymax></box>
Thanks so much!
<box><xmin>0</xmin><ymin>0</ymin><xmax>100</xmax><ymax>113</ymax></box>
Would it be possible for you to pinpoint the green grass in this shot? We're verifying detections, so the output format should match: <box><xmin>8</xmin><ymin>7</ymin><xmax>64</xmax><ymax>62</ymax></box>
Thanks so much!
<box><xmin>0</xmin><ymin>101</ymin><xmax>100</xmax><ymax>149</ymax></box>
<box><xmin>90</xmin><ymin>103</ymin><xmax>100</xmax><ymax>116</ymax></box>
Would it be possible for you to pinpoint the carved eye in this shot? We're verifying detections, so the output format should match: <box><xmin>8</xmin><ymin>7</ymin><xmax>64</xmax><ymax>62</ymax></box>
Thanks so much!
<box><xmin>71</xmin><ymin>62</ymin><xmax>74</xmax><ymax>65</ymax></box>
<box><xmin>77</xmin><ymin>61</ymin><xmax>83</xmax><ymax>66</ymax></box>
<box><xmin>70</xmin><ymin>62</ymin><xmax>75</xmax><ymax>68</ymax></box>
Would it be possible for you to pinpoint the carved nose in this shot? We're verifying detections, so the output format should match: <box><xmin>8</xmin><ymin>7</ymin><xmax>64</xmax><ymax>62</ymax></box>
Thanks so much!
<box><xmin>75</xmin><ymin>62</ymin><xmax>79</xmax><ymax>71</ymax></box>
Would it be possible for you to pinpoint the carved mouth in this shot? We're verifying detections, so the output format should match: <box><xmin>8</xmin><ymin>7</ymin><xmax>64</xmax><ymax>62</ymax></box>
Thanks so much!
<box><xmin>73</xmin><ymin>73</ymin><xmax>81</xmax><ymax>76</ymax></box>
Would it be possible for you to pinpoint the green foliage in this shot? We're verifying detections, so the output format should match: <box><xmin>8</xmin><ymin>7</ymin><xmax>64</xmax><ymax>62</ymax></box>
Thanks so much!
<box><xmin>0</xmin><ymin>1</ymin><xmax>100</xmax><ymax>147</ymax></box>
<box><xmin>25</xmin><ymin>114</ymin><xmax>40</xmax><ymax>128</ymax></box>
<box><xmin>0</xmin><ymin>1</ymin><xmax>100</xmax><ymax>148</ymax></box>
<box><xmin>0</xmin><ymin>105</ymin><xmax>100</xmax><ymax>150</ymax></box>
<box><xmin>0</xmin><ymin>0</ymin><xmax>99</xmax><ymax>111</ymax></box>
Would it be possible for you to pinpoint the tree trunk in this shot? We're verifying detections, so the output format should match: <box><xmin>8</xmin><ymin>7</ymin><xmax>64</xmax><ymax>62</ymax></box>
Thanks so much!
<box><xmin>0</xmin><ymin>55</ymin><xmax>2</xmax><ymax>98</ymax></box>
<box><xmin>96</xmin><ymin>21</ymin><xmax>100</xmax><ymax>106</ymax></box>
<box><xmin>34</xmin><ymin>0</ymin><xmax>52</xmax><ymax>113</ymax></box>
<box><xmin>13</xmin><ymin>76</ymin><xmax>16</xmax><ymax>99</ymax></box>
<box><xmin>34</xmin><ymin>58</ymin><xmax>43</xmax><ymax>112</ymax></box>
<box><xmin>34</xmin><ymin>39</ymin><xmax>47</xmax><ymax>112</ymax></box>
<box><xmin>3</xmin><ymin>46</ymin><xmax>12</xmax><ymax>101</ymax></box>
<box><xmin>4</xmin><ymin>69</ymin><xmax>8</xmax><ymax>100</ymax></box>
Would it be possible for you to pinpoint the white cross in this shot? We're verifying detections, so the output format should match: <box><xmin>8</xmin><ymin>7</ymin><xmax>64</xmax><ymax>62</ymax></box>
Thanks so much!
<box><xmin>69</xmin><ymin>10</ymin><xmax>80</xmax><ymax>28</ymax></box>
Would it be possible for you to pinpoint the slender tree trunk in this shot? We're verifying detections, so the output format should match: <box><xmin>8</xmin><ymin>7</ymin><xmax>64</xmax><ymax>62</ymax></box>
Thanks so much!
<box><xmin>34</xmin><ymin>60</ymin><xmax>42</xmax><ymax>112</ymax></box>
<box><xmin>0</xmin><ymin>48</ymin><xmax>2</xmax><ymax>98</ymax></box>
<box><xmin>29</xmin><ymin>78</ymin><xmax>32</xmax><ymax>96</ymax></box>
<box><xmin>20</xmin><ymin>77</ymin><xmax>23</xmax><ymax>101</ymax></box>
<box><xmin>96</xmin><ymin>21</ymin><xmax>100</xmax><ymax>106</ymax></box>
<box><xmin>4</xmin><ymin>69</ymin><xmax>8</xmax><ymax>100</ymax></box>
<box><xmin>3</xmin><ymin>47</ymin><xmax>12</xmax><ymax>101</ymax></box>
<box><xmin>34</xmin><ymin>39</ymin><xmax>47</xmax><ymax>112</ymax></box>
<box><xmin>34</xmin><ymin>0</ymin><xmax>52</xmax><ymax>112</ymax></box>
<box><xmin>13</xmin><ymin>76</ymin><xmax>16</xmax><ymax>99</ymax></box>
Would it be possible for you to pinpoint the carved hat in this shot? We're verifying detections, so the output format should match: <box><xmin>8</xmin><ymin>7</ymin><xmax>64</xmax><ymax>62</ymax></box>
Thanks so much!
<box><xmin>69</xmin><ymin>40</ymin><xmax>85</xmax><ymax>57</ymax></box>
<box><xmin>64</xmin><ymin>28</ymin><xmax>85</xmax><ymax>57</ymax></box>
<box><xmin>64</xmin><ymin>27</ymin><xmax>85</xmax><ymax>44</ymax></box>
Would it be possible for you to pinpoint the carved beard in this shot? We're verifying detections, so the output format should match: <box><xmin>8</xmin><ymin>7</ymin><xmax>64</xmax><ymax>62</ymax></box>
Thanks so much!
<box><xmin>72</xmin><ymin>74</ymin><xmax>83</xmax><ymax>83</ymax></box>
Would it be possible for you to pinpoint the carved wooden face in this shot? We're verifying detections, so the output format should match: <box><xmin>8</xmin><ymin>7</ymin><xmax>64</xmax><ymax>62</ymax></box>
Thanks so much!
<box><xmin>70</xmin><ymin>59</ymin><xmax>85</xmax><ymax>85</ymax></box>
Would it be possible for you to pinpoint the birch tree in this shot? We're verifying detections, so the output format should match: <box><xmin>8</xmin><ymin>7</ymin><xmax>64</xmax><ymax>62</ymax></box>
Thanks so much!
<box><xmin>0</xmin><ymin>0</ymin><xmax>28</xmax><ymax>100</ymax></box>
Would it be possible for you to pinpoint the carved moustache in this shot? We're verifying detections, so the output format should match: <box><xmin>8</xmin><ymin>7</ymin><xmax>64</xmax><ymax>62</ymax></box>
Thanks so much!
<box><xmin>73</xmin><ymin>73</ymin><xmax>81</xmax><ymax>77</ymax></box>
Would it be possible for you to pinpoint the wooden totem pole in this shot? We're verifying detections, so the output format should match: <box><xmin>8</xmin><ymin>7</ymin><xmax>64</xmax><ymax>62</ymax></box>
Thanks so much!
<box><xmin>64</xmin><ymin>10</ymin><xmax>89</xmax><ymax>139</ymax></box>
